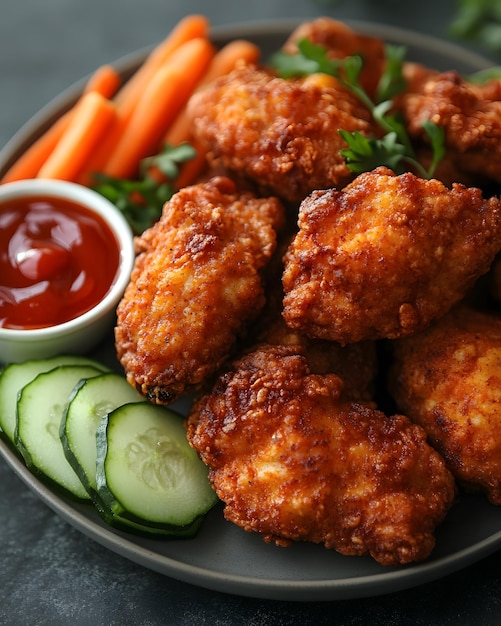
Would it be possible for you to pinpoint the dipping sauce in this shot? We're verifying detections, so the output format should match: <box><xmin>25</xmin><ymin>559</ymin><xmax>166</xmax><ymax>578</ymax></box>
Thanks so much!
<box><xmin>0</xmin><ymin>195</ymin><xmax>121</xmax><ymax>329</ymax></box>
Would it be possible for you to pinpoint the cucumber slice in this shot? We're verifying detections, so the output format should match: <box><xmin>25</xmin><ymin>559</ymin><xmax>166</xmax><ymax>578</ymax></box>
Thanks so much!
<box><xmin>61</xmin><ymin>372</ymin><xmax>146</xmax><ymax>503</ymax></box>
<box><xmin>96</xmin><ymin>402</ymin><xmax>218</xmax><ymax>528</ymax></box>
<box><xmin>101</xmin><ymin>507</ymin><xmax>204</xmax><ymax>539</ymax></box>
<box><xmin>0</xmin><ymin>355</ymin><xmax>108</xmax><ymax>445</ymax></box>
<box><xmin>16</xmin><ymin>364</ymin><xmax>104</xmax><ymax>500</ymax></box>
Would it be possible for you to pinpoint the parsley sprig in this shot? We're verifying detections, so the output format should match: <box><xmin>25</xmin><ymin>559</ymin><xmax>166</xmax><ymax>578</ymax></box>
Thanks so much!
<box><xmin>449</xmin><ymin>0</ymin><xmax>501</xmax><ymax>53</ymax></box>
<box><xmin>92</xmin><ymin>143</ymin><xmax>197</xmax><ymax>235</ymax></box>
<box><xmin>270</xmin><ymin>38</ymin><xmax>445</xmax><ymax>178</ymax></box>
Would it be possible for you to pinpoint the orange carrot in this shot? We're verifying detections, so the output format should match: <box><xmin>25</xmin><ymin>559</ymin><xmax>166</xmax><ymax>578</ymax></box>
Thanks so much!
<box><xmin>76</xmin><ymin>115</ymin><xmax>127</xmax><ymax>186</ymax></box>
<box><xmin>1</xmin><ymin>115</ymin><xmax>72</xmax><ymax>183</ymax></box>
<box><xmin>37</xmin><ymin>91</ymin><xmax>117</xmax><ymax>181</ymax></box>
<box><xmin>101</xmin><ymin>37</ymin><xmax>215</xmax><ymax>179</ymax></box>
<box><xmin>164</xmin><ymin>39</ymin><xmax>260</xmax><ymax>146</ymax></box>
<box><xmin>113</xmin><ymin>14</ymin><xmax>209</xmax><ymax>122</ymax></box>
<box><xmin>1</xmin><ymin>65</ymin><xmax>121</xmax><ymax>184</ymax></box>
<box><xmin>174</xmin><ymin>144</ymin><xmax>208</xmax><ymax>189</ymax></box>
<box><xmin>82</xmin><ymin>64</ymin><xmax>122</xmax><ymax>99</ymax></box>
<box><xmin>198</xmin><ymin>38</ymin><xmax>260</xmax><ymax>86</ymax></box>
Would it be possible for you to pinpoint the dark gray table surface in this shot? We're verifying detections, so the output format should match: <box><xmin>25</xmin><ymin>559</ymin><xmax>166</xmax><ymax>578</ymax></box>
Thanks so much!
<box><xmin>2</xmin><ymin>1</ymin><xmax>501</xmax><ymax>624</ymax></box>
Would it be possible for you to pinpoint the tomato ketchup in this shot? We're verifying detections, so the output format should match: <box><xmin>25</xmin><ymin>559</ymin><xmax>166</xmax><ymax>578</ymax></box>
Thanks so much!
<box><xmin>0</xmin><ymin>195</ymin><xmax>120</xmax><ymax>329</ymax></box>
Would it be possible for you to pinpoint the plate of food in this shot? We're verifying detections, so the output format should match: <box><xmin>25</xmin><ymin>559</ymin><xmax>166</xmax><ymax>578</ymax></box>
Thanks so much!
<box><xmin>1</xmin><ymin>15</ymin><xmax>501</xmax><ymax>602</ymax></box>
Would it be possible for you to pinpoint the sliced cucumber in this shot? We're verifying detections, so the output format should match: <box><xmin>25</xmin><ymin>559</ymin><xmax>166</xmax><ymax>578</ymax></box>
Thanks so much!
<box><xmin>16</xmin><ymin>364</ymin><xmax>104</xmax><ymax>500</ymax></box>
<box><xmin>96</xmin><ymin>402</ymin><xmax>218</xmax><ymax>528</ymax></box>
<box><xmin>0</xmin><ymin>355</ymin><xmax>108</xmax><ymax>445</ymax></box>
<box><xmin>100</xmin><ymin>507</ymin><xmax>204</xmax><ymax>539</ymax></box>
<box><xmin>60</xmin><ymin>372</ymin><xmax>146</xmax><ymax>504</ymax></box>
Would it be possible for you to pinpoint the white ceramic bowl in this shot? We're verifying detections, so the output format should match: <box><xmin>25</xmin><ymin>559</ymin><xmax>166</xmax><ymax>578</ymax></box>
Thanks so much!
<box><xmin>0</xmin><ymin>179</ymin><xmax>134</xmax><ymax>364</ymax></box>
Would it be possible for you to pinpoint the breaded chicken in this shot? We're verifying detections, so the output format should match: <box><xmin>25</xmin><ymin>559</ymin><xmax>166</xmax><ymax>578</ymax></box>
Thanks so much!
<box><xmin>282</xmin><ymin>17</ymin><xmax>386</xmax><ymax>100</ymax></box>
<box><xmin>246</xmin><ymin>238</ymin><xmax>378</xmax><ymax>402</ymax></box>
<box><xmin>187</xmin><ymin>64</ymin><xmax>373</xmax><ymax>204</ymax></box>
<box><xmin>399</xmin><ymin>70</ymin><xmax>501</xmax><ymax>185</ymax></box>
<box><xmin>187</xmin><ymin>345</ymin><xmax>456</xmax><ymax>566</ymax></box>
<box><xmin>282</xmin><ymin>167</ymin><xmax>501</xmax><ymax>344</ymax></box>
<box><xmin>115</xmin><ymin>176</ymin><xmax>285</xmax><ymax>404</ymax></box>
<box><xmin>389</xmin><ymin>305</ymin><xmax>501</xmax><ymax>505</ymax></box>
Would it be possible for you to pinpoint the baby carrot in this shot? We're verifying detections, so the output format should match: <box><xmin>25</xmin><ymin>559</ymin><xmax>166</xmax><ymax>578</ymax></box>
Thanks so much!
<box><xmin>198</xmin><ymin>38</ymin><xmax>260</xmax><ymax>85</ymax></box>
<box><xmin>83</xmin><ymin>64</ymin><xmax>122</xmax><ymax>99</ymax></box>
<box><xmin>113</xmin><ymin>14</ymin><xmax>210</xmax><ymax>122</ymax></box>
<box><xmin>37</xmin><ymin>91</ymin><xmax>117</xmax><ymax>181</ymax></box>
<box><xmin>164</xmin><ymin>39</ymin><xmax>260</xmax><ymax>146</ymax></box>
<box><xmin>76</xmin><ymin>115</ymin><xmax>127</xmax><ymax>186</ymax></box>
<box><xmin>174</xmin><ymin>144</ymin><xmax>208</xmax><ymax>189</ymax></box>
<box><xmin>1</xmin><ymin>115</ymin><xmax>72</xmax><ymax>183</ymax></box>
<box><xmin>1</xmin><ymin>64</ymin><xmax>121</xmax><ymax>183</ymax></box>
<box><xmin>102</xmin><ymin>37</ymin><xmax>215</xmax><ymax>179</ymax></box>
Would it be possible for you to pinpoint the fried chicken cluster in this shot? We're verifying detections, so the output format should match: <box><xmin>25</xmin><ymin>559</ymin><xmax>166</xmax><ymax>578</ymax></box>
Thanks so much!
<box><xmin>115</xmin><ymin>17</ymin><xmax>501</xmax><ymax>566</ymax></box>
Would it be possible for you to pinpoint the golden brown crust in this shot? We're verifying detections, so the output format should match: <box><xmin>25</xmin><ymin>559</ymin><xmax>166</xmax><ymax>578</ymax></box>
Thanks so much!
<box><xmin>399</xmin><ymin>70</ymin><xmax>501</xmax><ymax>184</ymax></box>
<box><xmin>187</xmin><ymin>345</ymin><xmax>455</xmax><ymax>565</ymax></box>
<box><xmin>282</xmin><ymin>167</ymin><xmax>501</xmax><ymax>344</ymax></box>
<box><xmin>389</xmin><ymin>305</ymin><xmax>501</xmax><ymax>504</ymax></box>
<box><xmin>282</xmin><ymin>17</ymin><xmax>386</xmax><ymax>100</ymax></box>
<box><xmin>245</xmin><ymin>237</ymin><xmax>378</xmax><ymax>402</ymax></box>
<box><xmin>115</xmin><ymin>176</ymin><xmax>285</xmax><ymax>404</ymax></box>
<box><xmin>188</xmin><ymin>65</ymin><xmax>373</xmax><ymax>203</ymax></box>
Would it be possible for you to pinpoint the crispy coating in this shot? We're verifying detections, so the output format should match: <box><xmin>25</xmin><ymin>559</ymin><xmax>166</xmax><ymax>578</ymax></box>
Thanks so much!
<box><xmin>187</xmin><ymin>345</ymin><xmax>455</xmax><ymax>566</ymax></box>
<box><xmin>389</xmin><ymin>305</ymin><xmax>501</xmax><ymax>505</ymax></box>
<box><xmin>399</xmin><ymin>70</ymin><xmax>501</xmax><ymax>184</ymax></box>
<box><xmin>282</xmin><ymin>167</ymin><xmax>501</xmax><ymax>344</ymax></box>
<box><xmin>251</xmin><ymin>315</ymin><xmax>378</xmax><ymax>403</ymax></box>
<box><xmin>246</xmin><ymin>238</ymin><xmax>378</xmax><ymax>402</ymax></box>
<box><xmin>187</xmin><ymin>64</ymin><xmax>373</xmax><ymax>204</ymax></box>
<box><xmin>115</xmin><ymin>176</ymin><xmax>285</xmax><ymax>404</ymax></box>
<box><xmin>282</xmin><ymin>17</ymin><xmax>386</xmax><ymax>100</ymax></box>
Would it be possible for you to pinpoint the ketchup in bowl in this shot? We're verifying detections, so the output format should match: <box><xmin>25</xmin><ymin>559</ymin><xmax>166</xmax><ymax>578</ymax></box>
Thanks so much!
<box><xmin>0</xmin><ymin>194</ymin><xmax>121</xmax><ymax>330</ymax></box>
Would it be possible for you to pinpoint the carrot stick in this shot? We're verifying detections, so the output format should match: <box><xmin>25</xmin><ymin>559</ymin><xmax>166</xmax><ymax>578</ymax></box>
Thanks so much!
<box><xmin>37</xmin><ymin>91</ymin><xmax>117</xmax><ymax>181</ymax></box>
<box><xmin>83</xmin><ymin>64</ymin><xmax>122</xmax><ymax>99</ymax></box>
<box><xmin>101</xmin><ymin>37</ymin><xmax>215</xmax><ymax>179</ymax></box>
<box><xmin>1</xmin><ymin>65</ymin><xmax>121</xmax><ymax>184</ymax></box>
<box><xmin>198</xmin><ymin>39</ymin><xmax>260</xmax><ymax>86</ymax></box>
<box><xmin>113</xmin><ymin>14</ymin><xmax>209</xmax><ymax>122</ymax></box>
<box><xmin>1</xmin><ymin>116</ymin><xmax>72</xmax><ymax>183</ymax></box>
<box><xmin>174</xmin><ymin>144</ymin><xmax>208</xmax><ymax>189</ymax></box>
<box><xmin>76</xmin><ymin>115</ymin><xmax>127</xmax><ymax>186</ymax></box>
<box><xmin>164</xmin><ymin>39</ymin><xmax>260</xmax><ymax>146</ymax></box>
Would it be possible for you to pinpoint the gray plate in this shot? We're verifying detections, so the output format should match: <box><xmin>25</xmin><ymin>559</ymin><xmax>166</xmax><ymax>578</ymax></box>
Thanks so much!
<box><xmin>1</xmin><ymin>19</ymin><xmax>500</xmax><ymax>602</ymax></box>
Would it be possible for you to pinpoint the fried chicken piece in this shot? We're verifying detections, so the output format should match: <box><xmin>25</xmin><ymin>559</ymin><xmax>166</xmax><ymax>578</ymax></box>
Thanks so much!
<box><xmin>282</xmin><ymin>17</ymin><xmax>386</xmax><ymax>100</ymax></box>
<box><xmin>252</xmin><ymin>313</ymin><xmax>378</xmax><ymax>403</ymax></box>
<box><xmin>489</xmin><ymin>254</ymin><xmax>501</xmax><ymax>303</ymax></box>
<box><xmin>246</xmin><ymin>238</ymin><xmax>378</xmax><ymax>402</ymax></box>
<box><xmin>187</xmin><ymin>345</ymin><xmax>455</xmax><ymax>566</ymax></box>
<box><xmin>187</xmin><ymin>64</ymin><xmax>373</xmax><ymax>204</ymax></box>
<box><xmin>282</xmin><ymin>167</ymin><xmax>501</xmax><ymax>344</ymax></box>
<box><xmin>399</xmin><ymin>70</ymin><xmax>501</xmax><ymax>184</ymax></box>
<box><xmin>389</xmin><ymin>305</ymin><xmax>501</xmax><ymax>505</ymax></box>
<box><xmin>393</xmin><ymin>64</ymin><xmax>477</xmax><ymax>187</ymax></box>
<box><xmin>115</xmin><ymin>176</ymin><xmax>285</xmax><ymax>404</ymax></box>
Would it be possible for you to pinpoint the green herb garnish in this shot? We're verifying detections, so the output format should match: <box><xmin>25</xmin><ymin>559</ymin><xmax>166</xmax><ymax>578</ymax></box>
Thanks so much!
<box><xmin>270</xmin><ymin>38</ymin><xmax>445</xmax><ymax>178</ymax></box>
<box><xmin>92</xmin><ymin>142</ymin><xmax>197</xmax><ymax>235</ymax></box>
<box><xmin>468</xmin><ymin>66</ymin><xmax>501</xmax><ymax>83</ymax></box>
<box><xmin>449</xmin><ymin>0</ymin><xmax>501</xmax><ymax>53</ymax></box>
